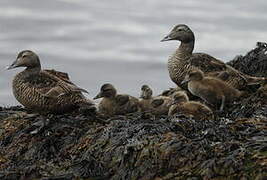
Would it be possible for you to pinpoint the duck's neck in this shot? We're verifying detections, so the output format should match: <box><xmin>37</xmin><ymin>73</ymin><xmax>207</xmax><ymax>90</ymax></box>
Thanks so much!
<box><xmin>22</xmin><ymin>66</ymin><xmax>41</xmax><ymax>78</ymax></box>
<box><xmin>178</xmin><ymin>40</ymin><xmax>194</xmax><ymax>55</ymax></box>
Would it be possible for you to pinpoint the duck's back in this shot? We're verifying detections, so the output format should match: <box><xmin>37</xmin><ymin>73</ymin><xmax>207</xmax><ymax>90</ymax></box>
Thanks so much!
<box><xmin>168</xmin><ymin>48</ymin><xmax>249</xmax><ymax>89</ymax></box>
<box><xmin>151</xmin><ymin>96</ymin><xmax>172</xmax><ymax>115</ymax></box>
<box><xmin>116</xmin><ymin>95</ymin><xmax>139</xmax><ymax>114</ymax></box>
<box><xmin>203</xmin><ymin>77</ymin><xmax>241</xmax><ymax>100</ymax></box>
<box><xmin>191</xmin><ymin>53</ymin><xmax>250</xmax><ymax>89</ymax></box>
<box><xmin>12</xmin><ymin>70</ymin><xmax>87</xmax><ymax>113</ymax></box>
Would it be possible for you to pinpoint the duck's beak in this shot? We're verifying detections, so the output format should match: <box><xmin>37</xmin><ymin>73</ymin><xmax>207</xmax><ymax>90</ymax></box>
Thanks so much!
<box><xmin>93</xmin><ymin>92</ymin><xmax>103</xmax><ymax>100</ymax></box>
<box><xmin>6</xmin><ymin>59</ymin><xmax>19</xmax><ymax>70</ymax></box>
<box><xmin>160</xmin><ymin>35</ymin><xmax>173</xmax><ymax>42</ymax></box>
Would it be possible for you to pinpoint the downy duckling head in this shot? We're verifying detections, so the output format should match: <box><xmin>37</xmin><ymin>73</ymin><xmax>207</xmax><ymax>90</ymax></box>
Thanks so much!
<box><xmin>161</xmin><ymin>24</ymin><xmax>194</xmax><ymax>43</ymax></box>
<box><xmin>94</xmin><ymin>83</ymin><xmax>117</xmax><ymax>99</ymax></box>
<box><xmin>140</xmin><ymin>85</ymin><xmax>153</xmax><ymax>99</ymax></box>
<box><xmin>7</xmin><ymin>50</ymin><xmax>41</xmax><ymax>70</ymax></box>
<box><xmin>181</xmin><ymin>70</ymin><xmax>204</xmax><ymax>84</ymax></box>
<box><xmin>172</xmin><ymin>91</ymin><xmax>189</xmax><ymax>104</ymax></box>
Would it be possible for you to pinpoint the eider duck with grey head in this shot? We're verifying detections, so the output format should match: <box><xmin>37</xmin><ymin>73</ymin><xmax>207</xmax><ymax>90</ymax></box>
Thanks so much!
<box><xmin>7</xmin><ymin>50</ymin><xmax>95</xmax><ymax>114</ymax></box>
<box><xmin>161</xmin><ymin>24</ymin><xmax>266</xmax><ymax>89</ymax></box>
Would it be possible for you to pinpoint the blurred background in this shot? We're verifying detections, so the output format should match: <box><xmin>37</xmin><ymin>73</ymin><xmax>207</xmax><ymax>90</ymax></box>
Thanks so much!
<box><xmin>0</xmin><ymin>0</ymin><xmax>266</xmax><ymax>105</ymax></box>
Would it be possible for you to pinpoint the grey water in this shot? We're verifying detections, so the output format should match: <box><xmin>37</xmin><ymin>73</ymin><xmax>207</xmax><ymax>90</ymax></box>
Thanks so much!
<box><xmin>0</xmin><ymin>0</ymin><xmax>266</xmax><ymax>105</ymax></box>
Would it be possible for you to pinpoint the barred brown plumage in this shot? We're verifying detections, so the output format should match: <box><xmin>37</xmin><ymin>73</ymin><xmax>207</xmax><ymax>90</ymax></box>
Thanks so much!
<box><xmin>8</xmin><ymin>50</ymin><xmax>95</xmax><ymax>113</ymax></box>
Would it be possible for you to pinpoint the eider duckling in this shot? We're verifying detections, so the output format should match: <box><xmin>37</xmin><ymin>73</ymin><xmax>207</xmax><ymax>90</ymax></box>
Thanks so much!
<box><xmin>182</xmin><ymin>70</ymin><xmax>242</xmax><ymax>111</ymax></box>
<box><xmin>161</xmin><ymin>24</ymin><xmax>266</xmax><ymax>89</ymax></box>
<box><xmin>168</xmin><ymin>91</ymin><xmax>214</xmax><ymax>120</ymax></box>
<box><xmin>160</xmin><ymin>86</ymin><xmax>183</xmax><ymax>97</ymax></box>
<box><xmin>94</xmin><ymin>83</ymin><xmax>139</xmax><ymax>117</ymax></box>
<box><xmin>139</xmin><ymin>85</ymin><xmax>172</xmax><ymax>116</ymax></box>
<box><xmin>7</xmin><ymin>50</ymin><xmax>95</xmax><ymax>114</ymax></box>
<box><xmin>139</xmin><ymin>85</ymin><xmax>153</xmax><ymax>112</ymax></box>
<box><xmin>150</xmin><ymin>96</ymin><xmax>172</xmax><ymax>116</ymax></box>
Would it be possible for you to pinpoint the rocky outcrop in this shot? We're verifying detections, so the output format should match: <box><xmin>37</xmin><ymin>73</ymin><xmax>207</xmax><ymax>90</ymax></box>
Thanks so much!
<box><xmin>0</xmin><ymin>43</ymin><xmax>266</xmax><ymax>180</ymax></box>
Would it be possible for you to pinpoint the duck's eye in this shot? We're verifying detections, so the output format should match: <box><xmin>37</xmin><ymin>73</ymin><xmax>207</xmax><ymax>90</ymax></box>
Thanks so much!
<box><xmin>22</xmin><ymin>55</ymin><xmax>27</xmax><ymax>58</ymax></box>
<box><xmin>177</xmin><ymin>29</ymin><xmax>183</xmax><ymax>32</ymax></box>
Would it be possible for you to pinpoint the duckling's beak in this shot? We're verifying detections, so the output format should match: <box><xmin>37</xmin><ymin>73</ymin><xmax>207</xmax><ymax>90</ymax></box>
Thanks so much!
<box><xmin>6</xmin><ymin>59</ymin><xmax>19</xmax><ymax>70</ymax></box>
<box><xmin>160</xmin><ymin>35</ymin><xmax>173</xmax><ymax>42</ymax></box>
<box><xmin>93</xmin><ymin>92</ymin><xmax>103</xmax><ymax>100</ymax></box>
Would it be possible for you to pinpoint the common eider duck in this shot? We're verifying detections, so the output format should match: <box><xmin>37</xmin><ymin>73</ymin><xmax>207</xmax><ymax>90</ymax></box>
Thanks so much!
<box><xmin>161</xmin><ymin>24</ymin><xmax>266</xmax><ymax>89</ymax></box>
<box><xmin>7</xmin><ymin>50</ymin><xmax>95</xmax><ymax>114</ymax></box>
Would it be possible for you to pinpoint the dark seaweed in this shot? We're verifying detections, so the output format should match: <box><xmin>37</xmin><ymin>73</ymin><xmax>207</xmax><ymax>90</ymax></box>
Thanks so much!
<box><xmin>0</xmin><ymin>43</ymin><xmax>266</xmax><ymax>180</ymax></box>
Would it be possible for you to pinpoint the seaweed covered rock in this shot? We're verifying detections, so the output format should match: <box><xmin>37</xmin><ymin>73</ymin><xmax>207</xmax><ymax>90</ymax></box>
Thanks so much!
<box><xmin>0</xmin><ymin>43</ymin><xmax>267</xmax><ymax>179</ymax></box>
<box><xmin>227</xmin><ymin>42</ymin><xmax>267</xmax><ymax>77</ymax></box>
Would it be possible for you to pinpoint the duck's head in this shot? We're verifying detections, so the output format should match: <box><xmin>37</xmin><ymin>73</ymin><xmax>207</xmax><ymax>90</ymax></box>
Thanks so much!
<box><xmin>140</xmin><ymin>85</ymin><xmax>153</xmax><ymax>99</ymax></box>
<box><xmin>181</xmin><ymin>70</ymin><xmax>204</xmax><ymax>84</ymax></box>
<box><xmin>7</xmin><ymin>50</ymin><xmax>41</xmax><ymax>70</ymax></box>
<box><xmin>94</xmin><ymin>83</ymin><xmax>117</xmax><ymax>99</ymax></box>
<box><xmin>172</xmin><ymin>91</ymin><xmax>189</xmax><ymax>104</ymax></box>
<box><xmin>161</xmin><ymin>24</ymin><xmax>194</xmax><ymax>43</ymax></box>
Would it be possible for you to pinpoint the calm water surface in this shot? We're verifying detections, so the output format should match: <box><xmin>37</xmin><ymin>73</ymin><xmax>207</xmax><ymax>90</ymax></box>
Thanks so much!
<box><xmin>0</xmin><ymin>0</ymin><xmax>266</xmax><ymax>105</ymax></box>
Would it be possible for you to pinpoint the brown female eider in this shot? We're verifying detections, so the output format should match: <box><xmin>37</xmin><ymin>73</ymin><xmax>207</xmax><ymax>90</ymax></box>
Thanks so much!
<box><xmin>7</xmin><ymin>50</ymin><xmax>95</xmax><ymax>114</ymax></box>
<box><xmin>161</xmin><ymin>24</ymin><xmax>266</xmax><ymax>89</ymax></box>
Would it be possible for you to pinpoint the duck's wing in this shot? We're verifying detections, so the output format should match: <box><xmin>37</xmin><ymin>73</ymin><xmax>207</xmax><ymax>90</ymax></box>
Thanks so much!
<box><xmin>37</xmin><ymin>69</ymin><xmax>88</xmax><ymax>98</ymax></box>
<box><xmin>190</xmin><ymin>53</ymin><xmax>226</xmax><ymax>73</ymax></box>
<box><xmin>115</xmin><ymin>95</ymin><xmax>130</xmax><ymax>106</ymax></box>
<box><xmin>44</xmin><ymin>69</ymin><xmax>72</xmax><ymax>84</ymax></box>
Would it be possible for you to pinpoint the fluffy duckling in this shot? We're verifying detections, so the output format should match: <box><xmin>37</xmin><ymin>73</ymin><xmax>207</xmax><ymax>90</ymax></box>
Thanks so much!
<box><xmin>161</xmin><ymin>24</ymin><xmax>266</xmax><ymax>89</ymax></box>
<box><xmin>182</xmin><ymin>70</ymin><xmax>242</xmax><ymax>111</ymax></box>
<box><xmin>160</xmin><ymin>86</ymin><xmax>183</xmax><ymax>97</ymax></box>
<box><xmin>7</xmin><ymin>50</ymin><xmax>95</xmax><ymax>114</ymax></box>
<box><xmin>139</xmin><ymin>85</ymin><xmax>153</xmax><ymax>112</ymax></box>
<box><xmin>150</xmin><ymin>96</ymin><xmax>172</xmax><ymax>116</ymax></box>
<box><xmin>94</xmin><ymin>83</ymin><xmax>139</xmax><ymax>117</ymax></box>
<box><xmin>139</xmin><ymin>85</ymin><xmax>172</xmax><ymax>116</ymax></box>
<box><xmin>168</xmin><ymin>91</ymin><xmax>213</xmax><ymax>120</ymax></box>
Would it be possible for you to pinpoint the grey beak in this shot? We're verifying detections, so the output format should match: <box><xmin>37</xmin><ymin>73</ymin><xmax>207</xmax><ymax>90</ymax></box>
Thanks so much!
<box><xmin>161</xmin><ymin>35</ymin><xmax>172</xmax><ymax>42</ymax></box>
<box><xmin>6</xmin><ymin>59</ymin><xmax>18</xmax><ymax>70</ymax></box>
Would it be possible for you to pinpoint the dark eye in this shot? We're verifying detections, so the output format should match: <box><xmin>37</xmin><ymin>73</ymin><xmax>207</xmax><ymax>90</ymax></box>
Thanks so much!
<box><xmin>177</xmin><ymin>29</ymin><xmax>182</xmax><ymax>32</ymax></box>
<box><xmin>22</xmin><ymin>55</ymin><xmax>27</xmax><ymax>58</ymax></box>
